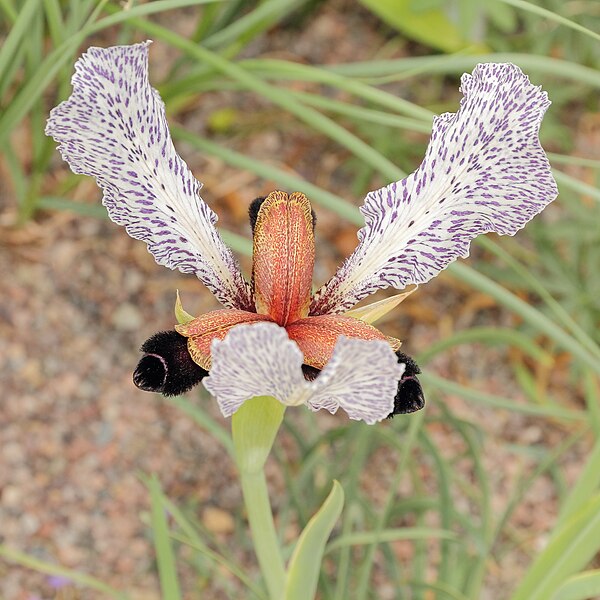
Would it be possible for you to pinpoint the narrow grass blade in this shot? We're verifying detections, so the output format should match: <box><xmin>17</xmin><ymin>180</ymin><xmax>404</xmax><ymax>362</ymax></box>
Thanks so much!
<box><xmin>496</xmin><ymin>0</ymin><xmax>600</xmax><ymax>44</ymax></box>
<box><xmin>418</xmin><ymin>431</ymin><xmax>455</xmax><ymax>588</ymax></box>
<box><xmin>554</xmin><ymin>169</ymin><xmax>600</xmax><ymax>204</ymax></box>
<box><xmin>418</xmin><ymin>326</ymin><xmax>552</xmax><ymax>366</ymax></box>
<box><xmin>0</xmin><ymin>0</ymin><xmax>39</xmax><ymax>80</ymax></box>
<box><xmin>128</xmin><ymin>19</ymin><xmax>406</xmax><ymax>182</ymax></box>
<box><xmin>449</xmin><ymin>263</ymin><xmax>600</xmax><ymax>377</ymax></box>
<box><xmin>43</xmin><ymin>0</ymin><xmax>66</xmax><ymax>45</ymax></box>
<box><xmin>38</xmin><ymin>196</ymin><xmax>109</xmax><ymax>218</ymax></box>
<box><xmin>151</xmin><ymin>483</ymin><xmax>268</xmax><ymax>600</ymax></box>
<box><xmin>148</xmin><ymin>476</ymin><xmax>182</xmax><ymax>600</ymax></box>
<box><xmin>556</xmin><ymin>438</ymin><xmax>600</xmax><ymax>529</ymax></box>
<box><xmin>422</xmin><ymin>372</ymin><xmax>584</xmax><ymax>421</ymax></box>
<box><xmin>170</xmin><ymin>533</ymin><xmax>268</xmax><ymax>600</ymax></box>
<box><xmin>354</xmin><ymin>412</ymin><xmax>424</xmax><ymax>598</ymax></box>
<box><xmin>405</xmin><ymin>580</ymin><xmax>470</xmax><ymax>600</ymax></box>
<box><xmin>490</xmin><ymin>430</ymin><xmax>584</xmax><ymax>559</ymax></box>
<box><xmin>475</xmin><ymin>237</ymin><xmax>600</xmax><ymax>363</ymax></box>
<box><xmin>285</xmin><ymin>481</ymin><xmax>344</xmax><ymax>600</ymax></box>
<box><xmin>202</xmin><ymin>0</ymin><xmax>306</xmax><ymax>50</ymax></box>
<box><xmin>165</xmin><ymin>395</ymin><xmax>234</xmax><ymax>457</ymax></box>
<box><xmin>0</xmin><ymin>0</ymin><xmax>223</xmax><ymax>149</ymax></box>
<box><xmin>549</xmin><ymin>153</ymin><xmax>600</xmax><ymax>170</ymax></box>
<box><xmin>0</xmin><ymin>0</ymin><xmax>17</xmax><ymax>22</ymax></box>
<box><xmin>511</xmin><ymin>494</ymin><xmax>600</xmax><ymax>600</ymax></box>
<box><xmin>327</xmin><ymin>54</ymin><xmax>600</xmax><ymax>90</ymax></box>
<box><xmin>333</xmin><ymin>427</ymin><xmax>374</xmax><ymax>600</ymax></box>
<box><xmin>171</xmin><ymin>129</ymin><xmax>362</xmax><ymax>224</ymax></box>
<box><xmin>242</xmin><ymin>58</ymin><xmax>435</xmax><ymax>120</ymax></box>
<box><xmin>0</xmin><ymin>545</ymin><xmax>128</xmax><ymax>599</ymax></box>
<box><xmin>289</xmin><ymin>90</ymin><xmax>432</xmax><ymax>133</ymax></box>
<box><xmin>326</xmin><ymin>527</ymin><xmax>456</xmax><ymax>553</ymax></box>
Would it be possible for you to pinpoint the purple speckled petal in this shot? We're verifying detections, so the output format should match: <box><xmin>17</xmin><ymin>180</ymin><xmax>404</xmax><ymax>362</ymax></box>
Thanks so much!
<box><xmin>202</xmin><ymin>323</ymin><xmax>306</xmax><ymax>417</ymax></box>
<box><xmin>46</xmin><ymin>41</ymin><xmax>253</xmax><ymax>310</ymax></box>
<box><xmin>311</xmin><ymin>63</ymin><xmax>558</xmax><ymax>315</ymax></box>
<box><xmin>203</xmin><ymin>323</ymin><xmax>404</xmax><ymax>424</ymax></box>
<box><xmin>306</xmin><ymin>336</ymin><xmax>404</xmax><ymax>424</ymax></box>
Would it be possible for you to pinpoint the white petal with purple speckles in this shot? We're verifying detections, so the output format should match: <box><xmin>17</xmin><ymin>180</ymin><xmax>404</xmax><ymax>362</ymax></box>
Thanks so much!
<box><xmin>203</xmin><ymin>323</ymin><xmax>404</xmax><ymax>423</ymax></box>
<box><xmin>202</xmin><ymin>323</ymin><xmax>307</xmax><ymax>417</ymax></box>
<box><xmin>46</xmin><ymin>41</ymin><xmax>253</xmax><ymax>310</ymax></box>
<box><xmin>306</xmin><ymin>336</ymin><xmax>404</xmax><ymax>424</ymax></box>
<box><xmin>311</xmin><ymin>63</ymin><xmax>558</xmax><ymax>315</ymax></box>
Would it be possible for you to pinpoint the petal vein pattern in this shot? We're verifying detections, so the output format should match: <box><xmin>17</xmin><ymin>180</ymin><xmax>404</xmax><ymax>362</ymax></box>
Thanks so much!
<box><xmin>203</xmin><ymin>323</ymin><xmax>404</xmax><ymax>424</ymax></box>
<box><xmin>307</xmin><ymin>336</ymin><xmax>405</xmax><ymax>424</ymax></box>
<box><xmin>203</xmin><ymin>324</ymin><xmax>309</xmax><ymax>417</ymax></box>
<box><xmin>45</xmin><ymin>41</ymin><xmax>252</xmax><ymax>310</ymax></box>
<box><xmin>311</xmin><ymin>63</ymin><xmax>558</xmax><ymax>315</ymax></box>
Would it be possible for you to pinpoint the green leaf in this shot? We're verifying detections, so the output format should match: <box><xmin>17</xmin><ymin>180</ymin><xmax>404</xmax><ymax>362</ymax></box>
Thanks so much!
<box><xmin>553</xmin><ymin>570</ymin><xmax>600</xmax><ymax>600</ymax></box>
<box><xmin>358</xmin><ymin>0</ymin><xmax>474</xmax><ymax>53</ymax></box>
<box><xmin>511</xmin><ymin>494</ymin><xmax>600</xmax><ymax>600</ymax></box>
<box><xmin>556</xmin><ymin>439</ymin><xmax>600</xmax><ymax>529</ymax></box>
<box><xmin>148</xmin><ymin>476</ymin><xmax>182</xmax><ymax>600</ymax></box>
<box><xmin>285</xmin><ymin>481</ymin><xmax>345</xmax><ymax>600</ymax></box>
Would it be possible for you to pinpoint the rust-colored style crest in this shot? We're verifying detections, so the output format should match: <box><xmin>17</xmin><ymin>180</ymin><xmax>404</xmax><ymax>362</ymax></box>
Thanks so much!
<box><xmin>252</xmin><ymin>191</ymin><xmax>315</xmax><ymax>326</ymax></box>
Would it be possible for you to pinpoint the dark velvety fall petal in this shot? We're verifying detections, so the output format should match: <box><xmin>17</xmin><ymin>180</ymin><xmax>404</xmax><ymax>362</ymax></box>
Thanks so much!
<box><xmin>388</xmin><ymin>351</ymin><xmax>425</xmax><ymax>416</ymax></box>
<box><xmin>249</xmin><ymin>196</ymin><xmax>316</xmax><ymax>233</ymax></box>
<box><xmin>133</xmin><ymin>330</ymin><xmax>208</xmax><ymax>396</ymax></box>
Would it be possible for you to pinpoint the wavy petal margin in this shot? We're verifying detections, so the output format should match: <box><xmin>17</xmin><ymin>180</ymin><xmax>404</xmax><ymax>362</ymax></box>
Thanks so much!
<box><xmin>286</xmin><ymin>313</ymin><xmax>399</xmax><ymax>369</ymax></box>
<box><xmin>311</xmin><ymin>63</ymin><xmax>558</xmax><ymax>315</ymax></box>
<box><xmin>46</xmin><ymin>41</ymin><xmax>253</xmax><ymax>310</ymax></box>
<box><xmin>175</xmin><ymin>309</ymin><xmax>272</xmax><ymax>370</ymax></box>
<box><xmin>203</xmin><ymin>323</ymin><xmax>404</xmax><ymax>424</ymax></box>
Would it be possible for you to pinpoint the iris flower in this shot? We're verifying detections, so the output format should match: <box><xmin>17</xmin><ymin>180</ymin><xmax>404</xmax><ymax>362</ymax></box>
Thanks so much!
<box><xmin>46</xmin><ymin>41</ymin><xmax>557</xmax><ymax>424</ymax></box>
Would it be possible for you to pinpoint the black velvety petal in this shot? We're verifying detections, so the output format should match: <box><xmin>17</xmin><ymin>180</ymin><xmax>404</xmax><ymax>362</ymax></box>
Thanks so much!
<box><xmin>301</xmin><ymin>364</ymin><xmax>321</xmax><ymax>381</ymax></box>
<box><xmin>297</xmin><ymin>350</ymin><xmax>424</xmax><ymax>416</ymax></box>
<box><xmin>395</xmin><ymin>351</ymin><xmax>421</xmax><ymax>378</ymax></box>
<box><xmin>249</xmin><ymin>195</ymin><xmax>316</xmax><ymax>234</ymax></box>
<box><xmin>133</xmin><ymin>330</ymin><xmax>208</xmax><ymax>396</ymax></box>
<box><xmin>134</xmin><ymin>354</ymin><xmax>168</xmax><ymax>391</ymax></box>
<box><xmin>387</xmin><ymin>351</ymin><xmax>425</xmax><ymax>417</ymax></box>
<box><xmin>248</xmin><ymin>197</ymin><xmax>267</xmax><ymax>234</ymax></box>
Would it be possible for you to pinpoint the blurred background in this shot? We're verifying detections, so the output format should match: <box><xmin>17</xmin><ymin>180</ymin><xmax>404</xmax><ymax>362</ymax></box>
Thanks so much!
<box><xmin>1</xmin><ymin>0</ymin><xmax>599</xmax><ymax>598</ymax></box>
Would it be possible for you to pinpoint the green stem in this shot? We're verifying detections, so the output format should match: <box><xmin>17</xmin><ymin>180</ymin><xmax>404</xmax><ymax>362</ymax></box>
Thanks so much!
<box><xmin>232</xmin><ymin>396</ymin><xmax>286</xmax><ymax>599</ymax></box>
<box><xmin>240</xmin><ymin>469</ymin><xmax>286</xmax><ymax>599</ymax></box>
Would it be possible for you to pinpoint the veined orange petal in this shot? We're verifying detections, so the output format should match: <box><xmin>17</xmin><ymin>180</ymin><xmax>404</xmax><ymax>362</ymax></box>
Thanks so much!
<box><xmin>285</xmin><ymin>314</ymin><xmax>392</xmax><ymax>369</ymax></box>
<box><xmin>175</xmin><ymin>309</ymin><xmax>273</xmax><ymax>370</ymax></box>
<box><xmin>252</xmin><ymin>191</ymin><xmax>315</xmax><ymax>326</ymax></box>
